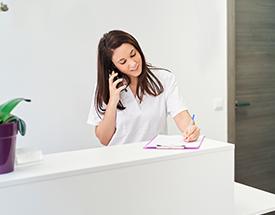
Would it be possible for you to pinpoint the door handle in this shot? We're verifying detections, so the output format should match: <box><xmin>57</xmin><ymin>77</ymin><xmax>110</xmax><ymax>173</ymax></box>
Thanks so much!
<box><xmin>235</xmin><ymin>100</ymin><xmax>251</xmax><ymax>108</ymax></box>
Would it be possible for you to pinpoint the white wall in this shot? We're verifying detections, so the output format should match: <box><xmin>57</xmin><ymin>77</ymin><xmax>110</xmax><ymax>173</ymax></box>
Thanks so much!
<box><xmin>0</xmin><ymin>0</ymin><xmax>227</xmax><ymax>153</ymax></box>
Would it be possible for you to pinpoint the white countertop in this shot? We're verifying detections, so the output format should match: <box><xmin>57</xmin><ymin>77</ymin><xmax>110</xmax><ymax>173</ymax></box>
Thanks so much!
<box><xmin>0</xmin><ymin>137</ymin><xmax>233</xmax><ymax>188</ymax></box>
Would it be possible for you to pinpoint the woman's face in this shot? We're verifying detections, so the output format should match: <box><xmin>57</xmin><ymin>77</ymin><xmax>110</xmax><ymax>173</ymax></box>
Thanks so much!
<box><xmin>111</xmin><ymin>43</ymin><xmax>142</xmax><ymax>80</ymax></box>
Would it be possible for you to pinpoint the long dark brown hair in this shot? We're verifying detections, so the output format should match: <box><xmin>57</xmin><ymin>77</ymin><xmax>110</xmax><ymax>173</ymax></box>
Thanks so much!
<box><xmin>96</xmin><ymin>30</ymin><xmax>165</xmax><ymax>115</ymax></box>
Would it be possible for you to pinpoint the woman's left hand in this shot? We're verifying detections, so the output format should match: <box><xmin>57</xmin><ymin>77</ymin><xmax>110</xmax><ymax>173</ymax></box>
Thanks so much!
<box><xmin>183</xmin><ymin>125</ymin><xmax>200</xmax><ymax>142</ymax></box>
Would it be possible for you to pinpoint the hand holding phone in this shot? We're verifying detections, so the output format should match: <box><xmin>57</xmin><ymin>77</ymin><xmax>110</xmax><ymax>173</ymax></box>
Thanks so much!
<box><xmin>108</xmin><ymin>70</ymin><xmax>127</xmax><ymax>105</ymax></box>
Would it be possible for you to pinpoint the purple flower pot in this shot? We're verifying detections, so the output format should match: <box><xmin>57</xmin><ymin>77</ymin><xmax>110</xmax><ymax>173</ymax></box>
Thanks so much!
<box><xmin>0</xmin><ymin>122</ymin><xmax>18</xmax><ymax>174</ymax></box>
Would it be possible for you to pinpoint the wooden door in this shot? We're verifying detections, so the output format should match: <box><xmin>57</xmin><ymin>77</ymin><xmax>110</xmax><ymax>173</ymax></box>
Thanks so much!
<box><xmin>235</xmin><ymin>0</ymin><xmax>275</xmax><ymax>193</ymax></box>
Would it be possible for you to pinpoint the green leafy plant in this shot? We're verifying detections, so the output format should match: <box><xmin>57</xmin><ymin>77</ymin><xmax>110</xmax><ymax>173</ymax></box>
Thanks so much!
<box><xmin>0</xmin><ymin>2</ymin><xmax>9</xmax><ymax>12</ymax></box>
<box><xmin>0</xmin><ymin>98</ymin><xmax>31</xmax><ymax>136</ymax></box>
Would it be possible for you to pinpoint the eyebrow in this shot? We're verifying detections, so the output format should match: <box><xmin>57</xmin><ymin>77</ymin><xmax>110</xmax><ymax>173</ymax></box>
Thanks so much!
<box><xmin>117</xmin><ymin>49</ymin><xmax>135</xmax><ymax>63</ymax></box>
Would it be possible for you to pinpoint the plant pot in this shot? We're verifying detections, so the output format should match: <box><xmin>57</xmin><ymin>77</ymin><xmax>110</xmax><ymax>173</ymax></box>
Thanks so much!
<box><xmin>0</xmin><ymin>122</ymin><xmax>18</xmax><ymax>174</ymax></box>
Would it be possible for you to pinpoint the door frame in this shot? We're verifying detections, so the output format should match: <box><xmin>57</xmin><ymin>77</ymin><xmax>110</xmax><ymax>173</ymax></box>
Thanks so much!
<box><xmin>227</xmin><ymin>0</ymin><xmax>236</xmax><ymax>144</ymax></box>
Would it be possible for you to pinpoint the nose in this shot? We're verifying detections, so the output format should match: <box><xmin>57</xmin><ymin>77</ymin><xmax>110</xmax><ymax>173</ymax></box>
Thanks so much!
<box><xmin>129</xmin><ymin>59</ymin><xmax>137</xmax><ymax>70</ymax></box>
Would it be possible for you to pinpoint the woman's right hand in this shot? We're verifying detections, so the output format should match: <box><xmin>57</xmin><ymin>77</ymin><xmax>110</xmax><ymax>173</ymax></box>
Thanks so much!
<box><xmin>108</xmin><ymin>71</ymin><xmax>127</xmax><ymax>105</ymax></box>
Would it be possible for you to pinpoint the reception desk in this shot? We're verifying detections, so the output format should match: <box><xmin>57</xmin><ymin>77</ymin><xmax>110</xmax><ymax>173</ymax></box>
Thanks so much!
<box><xmin>0</xmin><ymin>137</ymin><xmax>274</xmax><ymax>214</ymax></box>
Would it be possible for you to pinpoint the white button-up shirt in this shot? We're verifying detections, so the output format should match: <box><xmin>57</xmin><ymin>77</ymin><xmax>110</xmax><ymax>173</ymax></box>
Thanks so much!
<box><xmin>87</xmin><ymin>69</ymin><xmax>187</xmax><ymax>146</ymax></box>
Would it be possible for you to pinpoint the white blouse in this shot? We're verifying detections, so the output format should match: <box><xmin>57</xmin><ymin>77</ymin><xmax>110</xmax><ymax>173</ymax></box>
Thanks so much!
<box><xmin>87</xmin><ymin>69</ymin><xmax>188</xmax><ymax>146</ymax></box>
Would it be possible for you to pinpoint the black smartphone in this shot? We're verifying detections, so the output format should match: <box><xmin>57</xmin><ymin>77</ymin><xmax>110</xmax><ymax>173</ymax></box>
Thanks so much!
<box><xmin>109</xmin><ymin>63</ymin><xmax>124</xmax><ymax>88</ymax></box>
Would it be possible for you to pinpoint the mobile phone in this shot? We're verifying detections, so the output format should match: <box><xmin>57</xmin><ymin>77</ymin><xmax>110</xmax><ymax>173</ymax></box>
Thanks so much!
<box><xmin>109</xmin><ymin>64</ymin><xmax>124</xmax><ymax>88</ymax></box>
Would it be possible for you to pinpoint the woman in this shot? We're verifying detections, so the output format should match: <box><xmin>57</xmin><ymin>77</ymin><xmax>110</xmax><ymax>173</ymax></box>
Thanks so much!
<box><xmin>88</xmin><ymin>30</ymin><xmax>200</xmax><ymax>146</ymax></box>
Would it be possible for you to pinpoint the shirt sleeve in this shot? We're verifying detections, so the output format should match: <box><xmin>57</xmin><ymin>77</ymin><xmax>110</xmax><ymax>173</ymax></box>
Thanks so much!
<box><xmin>165</xmin><ymin>72</ymin><xmax>188</xmax><ymax>118</ymax></box>
<box><xmin>87</xmin><ymin>85</ymin><xmax>103</xmax><ymax>126</ymax></box>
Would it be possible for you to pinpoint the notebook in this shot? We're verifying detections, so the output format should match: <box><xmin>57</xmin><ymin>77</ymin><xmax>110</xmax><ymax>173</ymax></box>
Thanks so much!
<box><xmin>144</xmin><ymin>135</ymin><xmax>205</xmax><ymax>150</ymax></box>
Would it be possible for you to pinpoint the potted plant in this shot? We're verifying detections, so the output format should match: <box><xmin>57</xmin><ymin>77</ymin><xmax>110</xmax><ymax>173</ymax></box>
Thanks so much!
<box><xmin>0</xmin><ymin>98</ymin><xmax>31</xmax><ymax>174</ymax></box>
<box><xmin>0</xmin><ymin>2</ymin><xmax>9</xmax><ymax>12</ymax></box>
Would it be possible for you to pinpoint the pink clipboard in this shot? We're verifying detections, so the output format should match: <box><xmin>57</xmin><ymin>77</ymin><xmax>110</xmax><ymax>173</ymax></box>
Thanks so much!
<box><xmin>143</xmin><ymin>135</ymin><xmax>205</xmax><ymax>150</ymax></box>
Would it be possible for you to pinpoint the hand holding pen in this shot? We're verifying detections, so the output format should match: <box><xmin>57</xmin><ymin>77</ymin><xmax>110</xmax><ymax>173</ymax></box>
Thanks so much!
<box><xmin>183</xmin><ymin>114</ymin><xmax>200</xmax><ymax>142</ymax></box>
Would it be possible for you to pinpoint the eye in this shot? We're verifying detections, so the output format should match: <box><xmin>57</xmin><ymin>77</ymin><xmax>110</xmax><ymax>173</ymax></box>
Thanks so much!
<box><xmin>130</xmin><ymin>52</ymin><xmax>136</xmax><ymax>58</ymax></box>
<box><xmin>120</xmin><ymin>60</ymin><xmax>126</xmax><ymax>65</ymax></box>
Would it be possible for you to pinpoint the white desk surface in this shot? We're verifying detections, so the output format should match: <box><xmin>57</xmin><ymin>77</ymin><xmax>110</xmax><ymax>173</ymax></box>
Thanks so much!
<box><xmin>235</xmin><ymin>182</ymin><xmax>275</xmax><ymax>215</ymax></box>
<box><xmin>0</xmin><ymin>137</ymin><xmax>233</xmax><ymax>188</ymax></box>
<box><xmin>2</xmin><ymin>138</ymin><xmax>275</xmax><ymax>215</ymax></box>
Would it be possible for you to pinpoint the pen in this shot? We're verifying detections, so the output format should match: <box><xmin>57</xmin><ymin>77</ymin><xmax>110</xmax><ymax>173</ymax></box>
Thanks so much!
<box><xmin>187</xmin><ymin>114</ymin><xmax>195</xmax><ymax>128</ymax></box>
<box><xmin>191</xmin><ymin>114</ymin><xmax>195</xmax><ymax>124</ymax></box>
<box><xmin>184</xmin><ymin>114</ymin><xmax>195</xmax><ymax>141</ymax></box>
